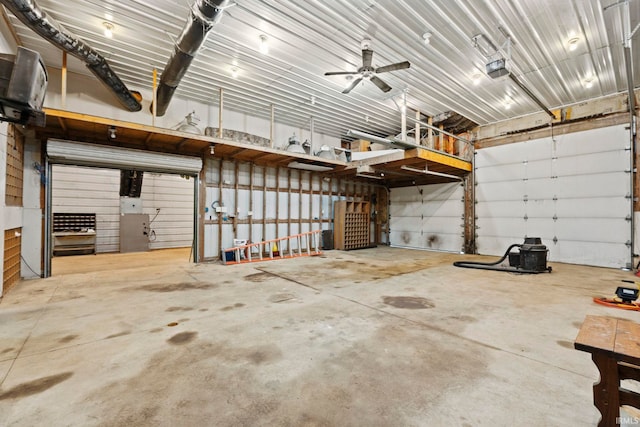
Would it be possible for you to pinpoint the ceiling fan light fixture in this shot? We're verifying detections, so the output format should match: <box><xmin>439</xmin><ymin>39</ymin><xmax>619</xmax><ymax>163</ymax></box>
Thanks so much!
<box><xmin>259</xmin><ymin>35</ymin><xmax>269</xmax><ymax>54</ymax></box>
<box><xmin>422</xmin><ymin>31</ymin><xmax>433</xmax><ymax>45</ymax></box>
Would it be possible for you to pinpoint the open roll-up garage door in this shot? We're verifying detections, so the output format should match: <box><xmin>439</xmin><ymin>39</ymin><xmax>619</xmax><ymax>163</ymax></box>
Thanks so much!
<box><xmin>47</xmin><ymin>139</ymin><xmax>202</xmax><ymax>175</ymax></box>
<box><xmin>475</xmin><ymin>125</ymin><xmax>631</xmax><ymax>269</ymax></box>
<box><xmin>45</xmin><ymin>139</ymin><xmax>203</xmax><ymax>277</ymax></box>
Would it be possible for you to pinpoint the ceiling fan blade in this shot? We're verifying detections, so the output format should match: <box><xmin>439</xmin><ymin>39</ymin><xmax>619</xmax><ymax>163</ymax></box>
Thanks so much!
<box><xmin>324</xmin><ymin>71</ymin><xmax>360</xmax><ymax>76</ymax></box>
<box><xmin>376</xmin><ymin>61</ymin><xmax>411</xmax><ymax>74</ymax></box>
<box><xmin>370</xmin><ymin>76</ymin><xmax>392</xmax><ymax>93</ymax></box>
<box><xmin>362</xmin><ymin>49</ymin><xmax>373</xmax><ymax>68</ymax></box>
<box><xmin>342</xmin><ymin>77</ymin><xmax>363</xmax><ymax>94</ymax></box>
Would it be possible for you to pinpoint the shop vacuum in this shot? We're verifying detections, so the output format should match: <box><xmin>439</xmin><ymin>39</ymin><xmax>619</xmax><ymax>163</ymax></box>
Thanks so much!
<box><xmin>454</xmin><ymin>237</ymin><xmax>552</xmax><ymax>274</ymax></box>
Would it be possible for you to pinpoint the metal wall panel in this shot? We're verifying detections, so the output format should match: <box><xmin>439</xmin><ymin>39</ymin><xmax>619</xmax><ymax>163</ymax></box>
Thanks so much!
<box><xmin>139</xmin><ymin>173</ymin><xmax>194</xmax><ymax>250</ymax></box>
<box><xmin>389</xmin><ymin>182</ymin><xmax>464</xmax><ymax>252</ymax></box>
<box><xmin>476</xmin><ymin>124</ymin><xmax>630</xmax><ymax>268</ymax></box>
<box><xmin>52</xmin><ymin>166</ymin><xmax>120</xmax><ymax>253</ymax></box>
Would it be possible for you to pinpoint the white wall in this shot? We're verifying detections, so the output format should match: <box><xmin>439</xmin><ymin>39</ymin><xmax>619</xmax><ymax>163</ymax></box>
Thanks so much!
<box><xmin>52</xmin><ymin>165</ymin><xmax>193</xmax><ymax>253</ymax></box>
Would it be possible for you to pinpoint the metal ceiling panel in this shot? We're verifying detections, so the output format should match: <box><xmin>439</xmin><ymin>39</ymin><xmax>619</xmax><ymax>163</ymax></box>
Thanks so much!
<box><xmin>3</xmin><ymin>0</ymin><xmax>639</xmax><ymax>141</ymax></box>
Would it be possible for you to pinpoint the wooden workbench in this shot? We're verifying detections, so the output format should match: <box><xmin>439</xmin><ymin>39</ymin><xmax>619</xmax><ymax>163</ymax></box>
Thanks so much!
<box><xmin>574</xmin><ymin>315</ymin><xmax>640</xmax><ymax>427</ymax></box>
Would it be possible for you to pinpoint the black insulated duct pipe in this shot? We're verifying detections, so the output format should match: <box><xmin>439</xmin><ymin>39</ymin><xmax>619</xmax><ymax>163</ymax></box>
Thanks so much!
<box><xmin>152</xmin><ymin>0</ymin><xmax>229</xmax><ymax>117</ymax></box>
<box><xmin>0</xmin><ymin>0</ymin><xmax>142</xmax><ymax>112</ymax></box>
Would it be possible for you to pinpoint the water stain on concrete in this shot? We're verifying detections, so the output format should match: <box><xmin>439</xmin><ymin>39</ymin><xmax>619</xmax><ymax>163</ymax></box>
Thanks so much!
<box><xmin>0</xmin><ymin>372</ymin><xmax>73</xmax><ymax>400</ymax></box>
<box><xmin>138</xmin><ymin>282</ymin><xmax>216</xmax><ymax>293</ymax></box>
<box><xmin>106</xmin><ymin>331</ymin><xmax>132</xmax><ymax>339</ymax></box>
<box><xmin>382</xmin><ymin>296</ymin><xmax>435</xmax><ymax>309</ymax></box>
<box><xmin>556</xmin><ymin>340</ymin><xmax>574</xmax><ymax>349</ymax></box>
<box><xmin>167</xmin><ymin>332</ymin><xmax>198</xmax><ymax>345</ymax></box>
<box><xmin>449</xmin><ymin>315</ymin><xmax>477</xmax><ymax>323</ymax></box>
<box><xmin>166</xmin><ymin>306</ymin><xmax>194</xmax><ymax>312</ymax></box>
<box><xmin>269</xmin><ymin>293</ymin><xmax>296</xmax><ymax>303</ymax></box>
<box><xmin>58</xmin><ymin>334</ymin><xmax>78</xmax><ymax>343</ymax></box>
<box><xmin>247</xmin><ymin>347</ymin><xmax>283</xmax><ymax>365</ymax></box>
<box><xmin>244</xmin><ymin>272</ymin><xmax>276</xmax><ymax>282</ymax></box>
<box><xmin>220</xmin><ymin>303</ymin><xmax>245</xmax><ymax>312</ymax></box>
<box><xmin>199</xmin><ymin>308</ymin><xmax>209</xmax><ymax>312</ymax></box>
<box><xmin>1</xmin><ymin>347</ymin><xmax>14</xmax><ymax>354</ymax></box>
<box><xmin>149</xmin><ymin>328</ymin><xmax>163</xmax><ymax>333</ymax></box>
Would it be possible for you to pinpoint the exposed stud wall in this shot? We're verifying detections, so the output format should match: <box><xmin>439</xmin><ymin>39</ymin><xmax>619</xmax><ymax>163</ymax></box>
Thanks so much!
<box><xmin>203</xmin><ymin>157</ymin><xmax>376</xmax><ymax>259</ymax></box>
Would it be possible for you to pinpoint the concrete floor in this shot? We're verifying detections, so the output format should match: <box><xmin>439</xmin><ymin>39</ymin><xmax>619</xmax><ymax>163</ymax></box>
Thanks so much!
<box><xmin>0</xmin><ymin>246</ymin><xmax>638</xmax><ymax>426</ymax></box>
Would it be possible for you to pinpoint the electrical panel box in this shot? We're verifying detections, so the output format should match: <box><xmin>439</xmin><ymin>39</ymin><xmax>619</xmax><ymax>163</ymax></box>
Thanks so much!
<box><xmin>486</xmin><ymin>58</ymin><xmax>509</xmax><ymax>79</ymax></box>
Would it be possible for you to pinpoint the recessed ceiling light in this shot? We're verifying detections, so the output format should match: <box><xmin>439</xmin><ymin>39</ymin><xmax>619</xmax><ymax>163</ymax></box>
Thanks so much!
<box><xmin>103</xmin><ymin>22</ymin><xmax>114</xmax><ymax>38</ymax></box>
<box><xmin>583</xmin><ymin>76</ymin><xmax>595</xmax><ymax>88</ymax></box>
<box><xmin>259</xmin><ymin>35</ymin><xmax>269</xmax><ymax>54</ymax></box>
<box><xmin>472</xmin><ymin>73</ymin><xmax>482</xmax><ymax>85</ymax></box>
<box><xmin>231</xmin><ymin>67</ymin><xmax>238</xmax><ymax>78</ymax></box>
<box><xmin>568</xmin><ymin>37</ymin><xmax>579</xmax><ymax>51</ymax></box>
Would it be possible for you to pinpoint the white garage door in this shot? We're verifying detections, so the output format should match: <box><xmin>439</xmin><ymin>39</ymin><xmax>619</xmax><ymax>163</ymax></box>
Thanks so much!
<box><xmin>475</xmin><ymin>124</ymin><xmax>631</xmax><ymax>268</ymax></box>
<box><xmin>390</xmin><ymin>182</ymin><xmax>465</xmax><ymax>252</ymax></box>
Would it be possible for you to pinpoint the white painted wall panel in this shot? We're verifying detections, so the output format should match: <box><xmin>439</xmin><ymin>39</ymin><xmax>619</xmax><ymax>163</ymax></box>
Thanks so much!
<box><xmin>52</xmin><ymin>166</ymin><xmax>120</xmax><ymax>253</ymax></box>
<box><xmin>390</xmin><ymin>182</ymin><xmax>464</xmax><ymax>252</ymax></box>
<box><xmin>139</xmin><ymin>173</ymin><xmax>194</xmax><ymax>250</ymax></box>
<box><xmin>476</xmin><ymin>124</ymin><xmax>631</xmax><ymax>268</ymax></box>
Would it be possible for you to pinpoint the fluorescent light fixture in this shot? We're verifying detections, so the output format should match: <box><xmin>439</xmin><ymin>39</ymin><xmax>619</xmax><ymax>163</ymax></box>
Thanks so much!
<box><xmin>288</xmin><ymin>161</ymin><xmax>334</xmax><ymax>172</ymax></box>
<box><xmin>259</xmin><ymin>35</ymin><xmax>269</xmax><ymax>54</ymax></box>
<box><xmin>401</xmin><ymin>165</ymin><xmax>462</xmax><ymax>181</ymax></box>
<box><xmin>568</xmin><ymin>37</ymin><xmax>579</xmax><ymax>51</ymax></box>
<box><xmin>103</xmin><ymin>22</ymin><xmax>114</xmax><ymax>38</ymax></box>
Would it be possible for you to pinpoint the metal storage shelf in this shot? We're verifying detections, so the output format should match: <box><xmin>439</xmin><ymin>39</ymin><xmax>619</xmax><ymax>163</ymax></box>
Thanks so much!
<box><xmin>52</xmin><ymin>213</ymin><xmax>97</xmax><ymax>256</ymax></box>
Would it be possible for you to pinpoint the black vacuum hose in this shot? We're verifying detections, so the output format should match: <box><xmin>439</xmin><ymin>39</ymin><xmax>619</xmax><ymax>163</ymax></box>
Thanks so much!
<box><xmin>453</xmin><ymin>243</ymin><xmax>552</xmax><ymax>274</ymax></box>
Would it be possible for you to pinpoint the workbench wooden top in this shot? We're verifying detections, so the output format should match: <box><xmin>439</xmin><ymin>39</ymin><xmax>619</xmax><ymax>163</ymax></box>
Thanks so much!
<box><xmin>575</xmin><ymin>315</ymin><xmax>640</xmax><ymax>366</ymax></box>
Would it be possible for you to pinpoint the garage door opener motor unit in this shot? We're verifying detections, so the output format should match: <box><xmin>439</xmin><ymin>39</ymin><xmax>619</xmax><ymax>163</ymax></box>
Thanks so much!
<box><xmin>454</xmin><ymin>237</ymin><xmax>552</xmax><ymax>274</ymax></box>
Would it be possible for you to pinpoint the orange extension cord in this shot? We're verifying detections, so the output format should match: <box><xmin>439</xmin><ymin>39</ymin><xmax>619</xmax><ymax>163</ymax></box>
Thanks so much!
<box><xmin>593</xmin><ymin>297</ymin><xmax>640</xmax><ymax>311</ymax></box>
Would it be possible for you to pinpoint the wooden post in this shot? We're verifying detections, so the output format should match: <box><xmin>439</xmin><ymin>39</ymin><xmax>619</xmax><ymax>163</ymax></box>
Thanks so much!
<box><xmin>299</xmin><ymin>170</ymin><xmax>303</xmax><ymax>234</ymax></box>
<box><xmin>198</xmin><ymin>160</ymin><xmax>206</xmax><ymax>262</ymax></box>
<box><xmin>262</xmin><ymin>167</ymin><xmax>267</xmax><ymax>242</ymax></box>
<box><xmin>428</xmin><ymin>116</ymin><xmax>433</xmax><ymax>148</ymax></box>
<box><xmin>439</xmin><ymin>124</ymin><xmax>444</xmax><ymax>151</ymax></box>
<box><xmin>61</xmin><ymin>52</ymin><xmax>67</xmax><ymax>109</ymax></box>
<box><xmin>152</xmin><ymin>68</ymin><xmax>157</xmax><ymax>127</ymax></box>
<box><xmin>249</xmin><ymin>162</ymin><xmax>254</xmax><ymax>244</ymax></box>
<box><xmin>415</xmin><ymin>110</ymin><xmax>421</xmax><ymax>144</ymax></box>
<box><xmin>217</xmin><ymin>160</ymin><xmax>223</xmax><ymax>258</ymax></box>
<box><xmin>287</xmin><ymin>169</ymin><xmax>292</xmax><ymax>247</ymax></box>
<box><xmin>233</xmin><ymin>161</ymin><xmax>239</xmax><ymax>235</ymax></box>
<box><xmin>276</xmin><ymin>167</ymin><xmax>280</xmax><ymax>241</ymax></box>
<box><xmin>270</xmin><ymin>103</ymin><xmax>275</xmax><ymax>148</ymax></box>
<box><xmin>218</xmin><ymin>88</ymin><xmax>224</xmax><ymax>138</ymax></box>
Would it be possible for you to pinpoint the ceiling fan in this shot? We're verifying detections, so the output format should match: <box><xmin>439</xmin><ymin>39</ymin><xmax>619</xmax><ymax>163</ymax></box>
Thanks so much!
<box><xmin>324</xmin><ymin>39</ymin><xmax>411</xmax><ymax>94</ymax></box>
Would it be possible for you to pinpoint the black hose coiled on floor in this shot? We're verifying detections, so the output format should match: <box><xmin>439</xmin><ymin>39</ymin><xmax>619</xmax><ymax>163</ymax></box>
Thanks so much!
<box><xmin>453</xmin><ymin>243</ymin><xmax>551</xmax><ymax>274</ymax></box>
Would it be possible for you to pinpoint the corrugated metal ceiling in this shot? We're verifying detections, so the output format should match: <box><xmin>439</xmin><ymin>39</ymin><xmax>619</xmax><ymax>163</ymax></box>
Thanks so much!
<box><xmin>3</xmin><ymin>0</ymin><xmax>639</xmax><ymax>140</ymax></box>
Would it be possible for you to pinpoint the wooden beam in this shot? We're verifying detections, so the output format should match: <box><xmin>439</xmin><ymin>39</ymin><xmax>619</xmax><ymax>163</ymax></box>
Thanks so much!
<box><xmin>61</xmin><ymin>51</ymin><xmax>67</xmax><ymax>109</ymax></box>
<box><xmin>57</xmin><ymin>117</ymin><xmax>67</xmax><ymax>132</ymax></box>
<box><xmin>1</xmin><ymin>6</ymin><xmax>22</xmax><ymax>46</ymax></box>
<box><xmin>408</xmin><ymin>148</ymin><xmax>472</xmax><ymax>171</ymax></box>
